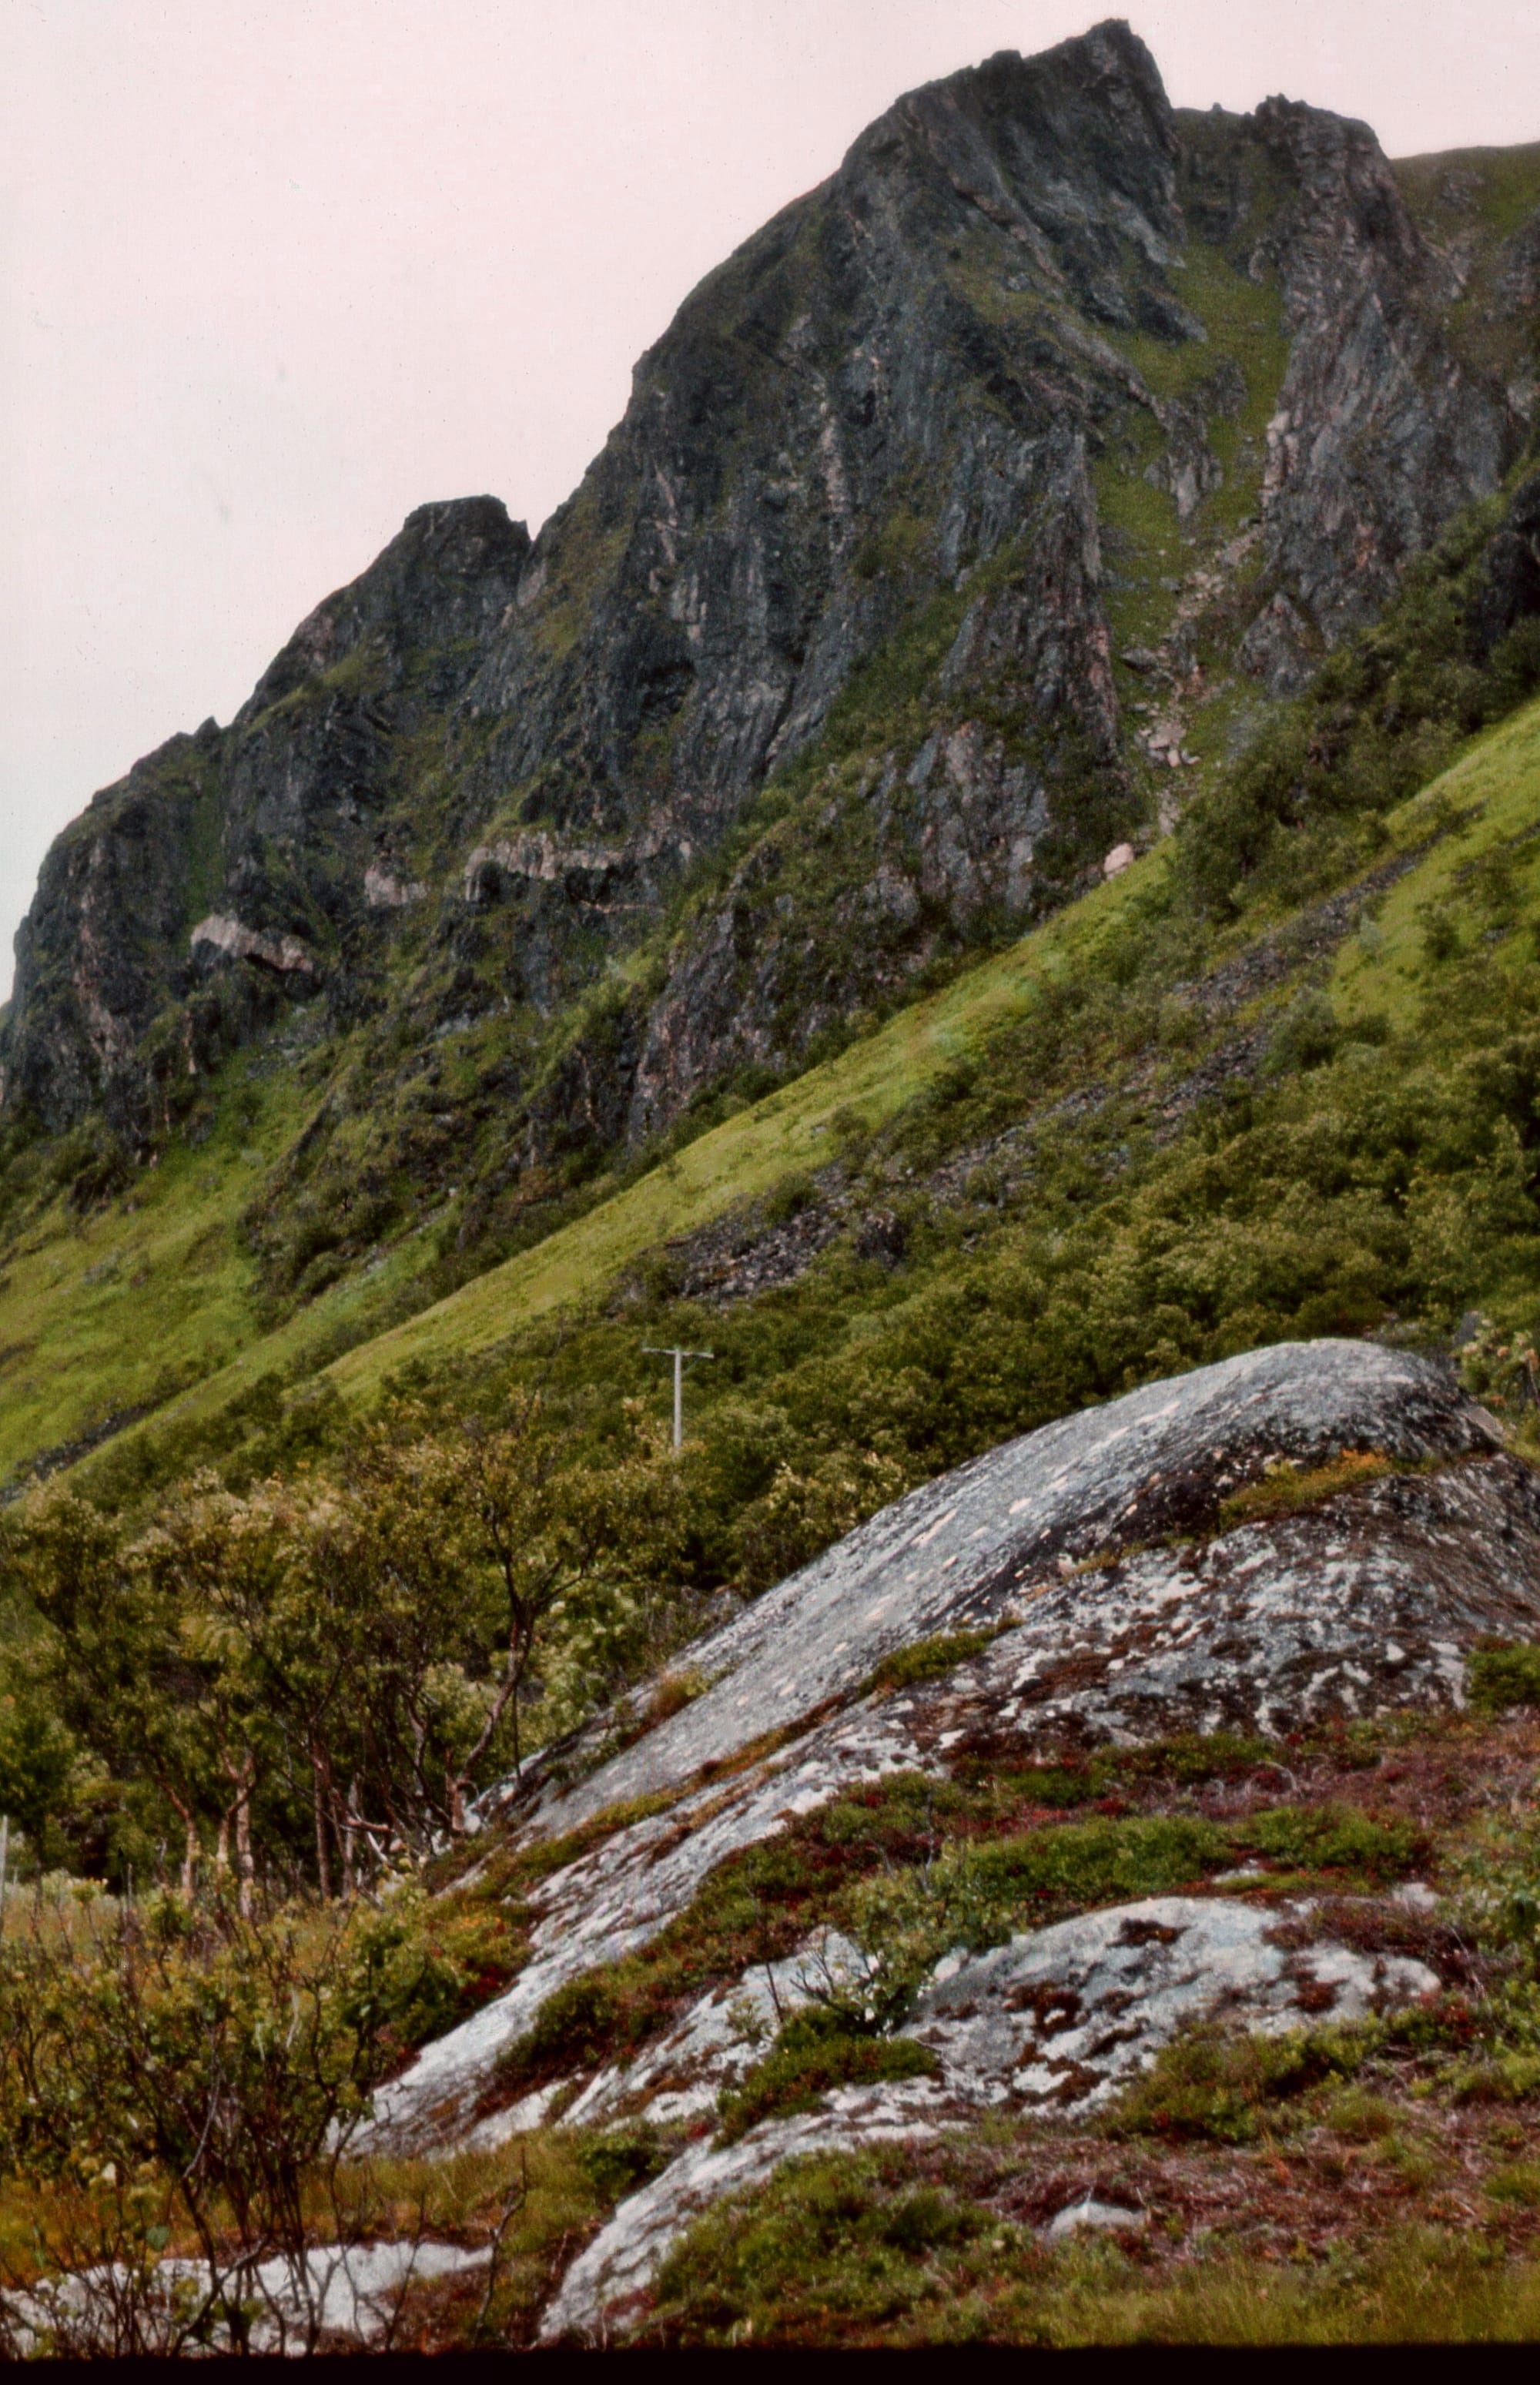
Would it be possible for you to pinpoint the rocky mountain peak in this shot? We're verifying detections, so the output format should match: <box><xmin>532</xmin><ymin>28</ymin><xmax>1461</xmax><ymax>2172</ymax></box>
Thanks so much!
<box><xmin>846</xmin><ymin>20</ymin><xmax>1183</xmax><ymax>304</ymax></box>
<box><xmin>4</xmin><ymin>25</ymin><xmax>1537</xmax><ymax>1287</ymax></box>
<box><xmin>241</xmin><ymin>496</ymin><xmax>531</xmax><ymax>721</ymax></box>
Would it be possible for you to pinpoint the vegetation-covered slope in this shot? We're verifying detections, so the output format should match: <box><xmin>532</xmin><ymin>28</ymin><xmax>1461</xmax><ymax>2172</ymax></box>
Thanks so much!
<box><xmin>2</xmin><ymin>33</ymin><xmax>1540</xmax><ymax>2350</ymax></box>
<box><xmin>42</xmin><ymin>533</ymin><xmax>1540</xmax><ymax>1531</ymax></box>
<box><xmin>2</xmin><ymin>25</ymin><xmax>1538</xmax><ymax>1474</ymax></box>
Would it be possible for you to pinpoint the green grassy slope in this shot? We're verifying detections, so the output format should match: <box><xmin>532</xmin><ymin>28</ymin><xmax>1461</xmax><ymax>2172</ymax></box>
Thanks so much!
<box><xmin>329</xmin><ymin>692</ymin><xmax>1540</xmax><ymax>1391</ymax></box>
<box><xmin>335</xmin><ymin>675</ymin><xmax>1540</xmax><ymax>1402</ymax></box>
<box><xmin>1333</xmin><ymin>698</ymin><xmax>1540</xmax><ymax>1026</ymax></box>
<box><xmin>0</xmin><ymin>1044</ymin><xmax>467</xmax><ymax>1486</ymax></box>
<box><xmin>57</xmin><ymin>851</ymin><xmax>1156</xmax><ymax>1462</ymax></box>
<box><xmin>56</xmin><ymin>685</ymin><xmax>1540</xmax><ymax>1499</ymax></box>
<box><xmin>0</xmin><ymin>1069</ymin><xmax>298</xmax><ymax>1482</ymax></box>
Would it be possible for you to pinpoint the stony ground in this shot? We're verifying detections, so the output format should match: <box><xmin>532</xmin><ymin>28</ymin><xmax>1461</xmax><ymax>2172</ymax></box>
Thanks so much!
<box><xmin>313</xmin><ymin>1355</ymin><xmax>1540</xmax><ymax>2346</ymax></box>
<box><xmin>362</xmin><ymin>1698</ymin><xmax>1540</xmax><ymax>2350</ymax></box>
<box><xmin>30</xmin><ymin>1339</ymin><xmax>1535</xmax><ymax>2352</ymax></box>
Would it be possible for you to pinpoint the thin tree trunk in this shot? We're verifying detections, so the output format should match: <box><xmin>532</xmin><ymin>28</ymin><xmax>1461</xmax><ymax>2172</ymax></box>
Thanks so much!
<box><xmin>234</xmin><ymin>1760</ymin><xmax>255</xmax><ymax>1921</ymax></box>
<box><xmin>446</xmin><ymin>1636</ymin><xmax>527</xmax><ymax>1831</ymax></box>
<box><xmin>342</xmin><ymin>1778</ymin><xmax>359</xmax><ymax>1899</ymax></box>
<box><xmin>160</xmin><ymin>1786</ymin><xmax>199</xmax><ymax>1901</ymax></box>
<box><xmin>311</xmin><ymin>1747</ymin><xmax>333</xmax><ymax>1901</ymax></box>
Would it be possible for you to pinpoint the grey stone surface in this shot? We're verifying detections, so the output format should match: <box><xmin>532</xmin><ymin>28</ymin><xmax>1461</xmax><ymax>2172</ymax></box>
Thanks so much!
<box><xmin>536</xmin><ymin>1890</ymin><xmax>1440</xmax><ymax>2340</ymax></box>
<box><xmin>884</xmin><ymin>1447</ymin><xmax>1540</xmax><ymax>1761</ymax></box>
<box><xmin>363</xmin><ymin>1701</ymin><xmax>921</xmax><ymax>2152</ymax></box>
<box><xmin>4</xmin><ymin>2240</ymin><xmax>491</xmax><ymax>2357</ymax></box>
<box><xmin>558</xmin><ymin>1932</ymin><xmax>869</xmax><ymax>2131</ymax></box>
<box><xmin>525</xmin><ymin>1341</ymin><xmax>1501</xmax><ymax>1830</ymax></box>
<box><xmin>537</xmin><ymin>2081</ymin><xmax>949</xmax><ymax>2345</ymax></box>
<box><xmin>908</xmin><ymin>1896</ymin><xmax>1439</xmax><ymax>2113</ymax></box>
<box><xmin>371</xmin><ymin>1340</ymin><xmax>1533</xmax><ymax>2156</ymax></box>
<box><xmin>1044</xmin><ymin>2199</ymin><xmax>1147</xmax><ymax>2240</ymax></box>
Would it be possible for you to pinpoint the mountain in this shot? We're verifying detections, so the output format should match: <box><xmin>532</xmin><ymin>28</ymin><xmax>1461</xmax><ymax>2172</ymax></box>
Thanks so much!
<box><xmin>5</xmin><ymin>22</ymin><xmax>1538</xmax><ymax>1393</ymax></box>
<box><xmin>7</xmin><ymin>27</ymin><xmax>1540</xmax><ymax>2349</ymax></box>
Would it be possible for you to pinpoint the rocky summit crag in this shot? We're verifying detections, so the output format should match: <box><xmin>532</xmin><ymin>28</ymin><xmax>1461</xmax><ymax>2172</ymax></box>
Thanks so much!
<box><xmin>5</xmin><ymin>20</ymin><xmax>1539</xmax><ymax>1330</ymax></box>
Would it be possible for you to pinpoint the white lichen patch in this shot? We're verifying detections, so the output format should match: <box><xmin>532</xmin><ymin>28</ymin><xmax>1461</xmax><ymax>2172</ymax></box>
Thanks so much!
<box><xmin>907</xmin><ymin>1896</ymin><xmax>1439</xmax><ymax>2112</ymax></box>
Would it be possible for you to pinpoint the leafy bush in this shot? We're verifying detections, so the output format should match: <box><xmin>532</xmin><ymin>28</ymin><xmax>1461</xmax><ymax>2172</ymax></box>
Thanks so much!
<box><xmin>0</xmin><ymin>1885</ymin><xmax>442</xmax><ymax>2354</ymax></box>
<box><xmin>0</xmin><ymin>1396</ymin><xmax>684</xmax><ymax>1891</ymax></box>
<box><xmin>577</xmin><ymin>2124</ymin><xmax>671</xmax><ymax>2202</ymax></box>
<box><xmin>1468</xmin><ymin>1643</ymin><xmax>1540</xmax><ymax>1714</ymax></box>
<box><xmin>1233</xmin><ymin>1804</ymin><xmax>1421</xmax><ymax>1884</ymax></box>
<box><xmin>1110</xmin><ymin>2022</ymin><xmax>1368</xmax><ymax>2143</ymax></box>
<box><xmin>718</xmin><ymin>2007</ymin><xmax>938</xmax><ymax>2142</ymax></box>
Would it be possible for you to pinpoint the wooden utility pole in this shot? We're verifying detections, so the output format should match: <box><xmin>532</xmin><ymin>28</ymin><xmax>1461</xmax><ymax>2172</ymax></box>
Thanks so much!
<box><xmin>642</xmin><ymin>1343</ymin><xmax>714</xmax><ymax>1449</ymax></box>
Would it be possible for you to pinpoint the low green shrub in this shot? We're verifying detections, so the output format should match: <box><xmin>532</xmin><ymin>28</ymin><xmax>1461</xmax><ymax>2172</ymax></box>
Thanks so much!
<box><xmin>1448</xmin><ymin>2052</ymin><xmax>1540</xmax><ymax>2105</ymax></box>
<box><xmin>504</xmin><ymin>1968</ymin><xmax>627</xmax><ymax>2082</ymax></box>
<box><xmin>576</xmin><ymin>2123</ymin><xmax>671</xmax><ymax>2203</ymax></box>
<box><xmin>718</xmin><ymin>2006</ymin><xmax>938</xmax><ymax>2142</ymax></box>
<box><xmin>863</xmin><ymin>1630</ymin><xmax>999</xmax><ymax>1697</ymax></box>
<box><xmin>1232</xmin><ymin>1804</ymin><xmax>1422</xmax><ymax>1884</ymax></box>
<box><xmin>1109</xmin><ymin>2022</ymin><xmax>1368</xmax><ymax>2143</ymax></box>
<box><xmin>1468</xmin><ymin>1643</ymin><xmax>1540</xmax><ymax>1714</ymax></box>
<box><xmin>1217</xmin><ymin>1451</ymin><xmax>1395</xmax><ymax>1532</ymax></box>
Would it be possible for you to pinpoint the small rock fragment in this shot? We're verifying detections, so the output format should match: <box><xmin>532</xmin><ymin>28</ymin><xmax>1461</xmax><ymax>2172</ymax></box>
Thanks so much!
<box><xmin>1045</xmin><ymin>2199</ymin><xmax>1147</xmax><ymax>2242</ymax></box>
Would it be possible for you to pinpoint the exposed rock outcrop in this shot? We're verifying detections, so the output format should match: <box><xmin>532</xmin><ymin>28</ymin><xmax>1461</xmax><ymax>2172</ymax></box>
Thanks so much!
<box><xmin>526</xmin><ymin>1338</ymin><xmax>1505</xmax><ymax>1829</ymax></box>
<box><xmin>360</xmin><ymin>1340</ymin><xmax>1531</xmax><ymax>2182</ymax></box>
<box><xmin>332</xmin><ymin>1333</ymin><xmax>1538</xmax><ymax>2341</ymax></box>
<box><xmin>906</xmin><ymin>1896</ymin><xmax>1439</xmax><ymax>2114</ymax></box>
<box><xmin>1246</xmin><ymin>98</ymin><xmax>1512</xmax><ymax>644</ymax></box>
<box><xmin>541</xmin><ymin>1894</ymin><xmax>1441</xmax><ymax>2342</ymax></box>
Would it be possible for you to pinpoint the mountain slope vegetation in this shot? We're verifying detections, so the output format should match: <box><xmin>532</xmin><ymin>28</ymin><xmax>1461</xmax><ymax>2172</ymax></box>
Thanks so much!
<box><xmin>5</xmin><ymin>22</ymin><xmax>1540</xmax><ymax>2351</ymax></box>
<box><xmin>3</xmin><ymin>24</ymin><xmax>1539</xmax><ymax>1493</ymax></box>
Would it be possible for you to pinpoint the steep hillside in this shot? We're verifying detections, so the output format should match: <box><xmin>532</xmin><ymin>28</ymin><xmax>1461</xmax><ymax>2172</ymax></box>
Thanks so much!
<box><xmin>35</xmin><ymin>658</ymin><xmax>1537</xmax><ymax>1561</ymax></box>
<box><xmin>0</xmin><ymin>511</ymin><xmax>1516</xmax><ymax>1500</ymax></box>
<box><xmin>2</xmin><ymin>24</ymin><xmax>1538</xmax><ymax>1490</ymax></box>
<box><xmin>7</xmin><ymin>32</ymin><xmax>1540</xmax><ymax>2348</ymax></box>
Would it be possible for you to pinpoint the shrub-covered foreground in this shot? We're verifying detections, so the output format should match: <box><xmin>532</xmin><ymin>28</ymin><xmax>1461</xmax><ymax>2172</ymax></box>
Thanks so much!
<box><xmin>621</xmin><ymin>1700</ymin><xmax>1540</xmax><ymax>2348</ymax></box>
<box><xmin>0</xmin><ymin>1683</ymin><xmax>1536</xmax><ymax>2345</ymax></box>
<box><xmin>0</xmin><ymin>1398</ymin><xmax>686</xmax><ymax>1891</ymax></box>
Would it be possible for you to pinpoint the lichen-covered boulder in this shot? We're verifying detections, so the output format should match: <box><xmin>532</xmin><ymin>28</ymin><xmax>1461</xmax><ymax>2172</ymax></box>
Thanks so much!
<box><xmin>907</xmin><ymin>1896</ymin><xmax>1440</xmax><ymax>2113</ymax></box>
<box><xmin>366</xmin><ymin>1340</ymin><xmax>1531</xmax><ymax>2161</ymax></box>
<box><xmin>525</xmin><ymin>1339</ymin><xmax>1503</xmax><ymax>1831</ymax></box>
<box><xmin>537</xmin><ymin>1890</ymin><xmax>1443</xmax><ymax>2343</ymax></box>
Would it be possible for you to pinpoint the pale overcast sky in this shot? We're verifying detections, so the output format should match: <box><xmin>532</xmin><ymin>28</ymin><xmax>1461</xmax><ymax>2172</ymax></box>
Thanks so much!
<box><xmin>4</xmin><ymin>0</ymin><xmax>1538</xmax><ymax>993</ymax></box>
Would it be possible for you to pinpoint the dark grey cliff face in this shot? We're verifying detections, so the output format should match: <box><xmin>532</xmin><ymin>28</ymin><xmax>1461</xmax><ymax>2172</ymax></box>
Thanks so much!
<box><xmin>1247</xmin><ymin>99</ymin><xmax>1515</xmax><ymax>650</ymax></box>
<box><xmin>1</xmin><ymin>498</ymin><xmax>530</xmax><ymax>1137</ymax></box>
<box><xmin>5</xmin><ymin>23</ymin><xmax>1537</xmax><ymax>1202</ymax></box>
